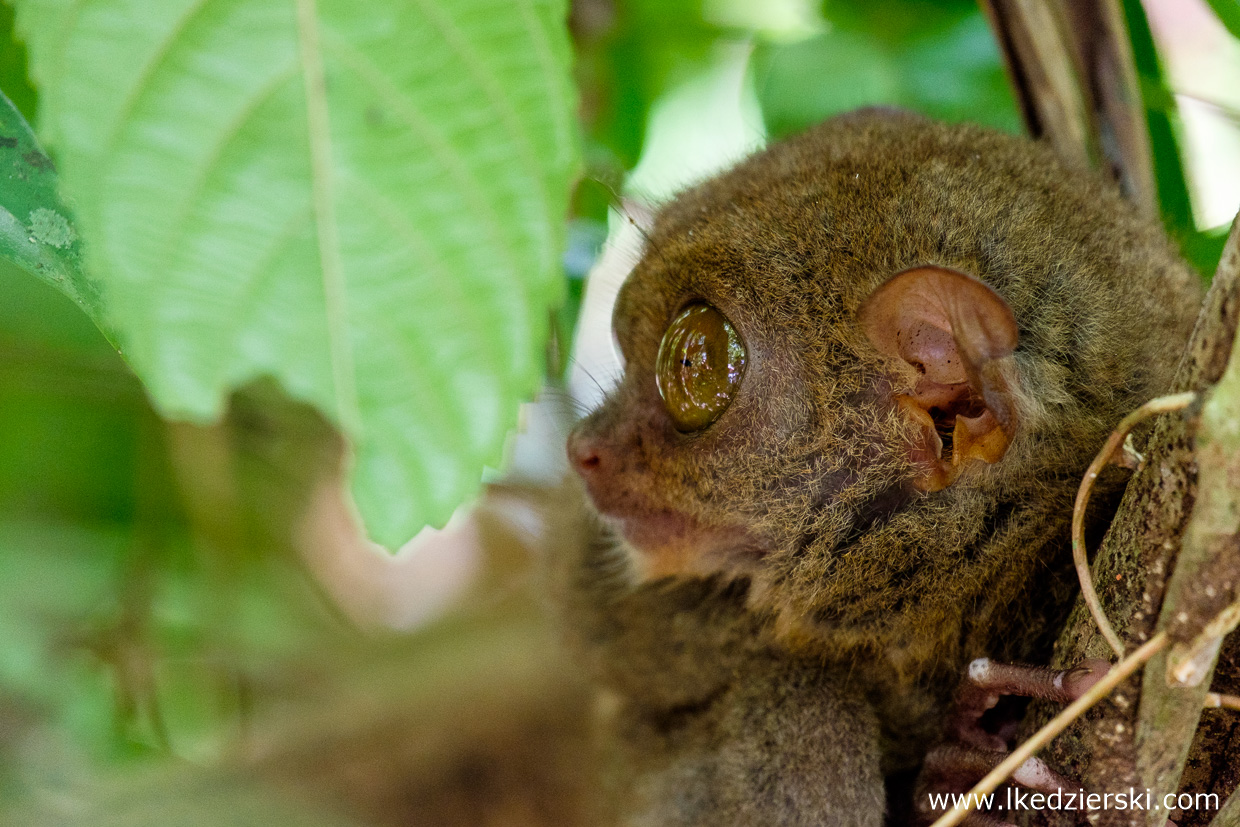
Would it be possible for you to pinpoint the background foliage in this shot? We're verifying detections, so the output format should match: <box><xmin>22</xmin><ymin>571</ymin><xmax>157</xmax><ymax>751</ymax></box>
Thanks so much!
<box><xmin>0</xmin><ymin>0</ymin><xmax>1236</xmax><ymax>819</ymax></box>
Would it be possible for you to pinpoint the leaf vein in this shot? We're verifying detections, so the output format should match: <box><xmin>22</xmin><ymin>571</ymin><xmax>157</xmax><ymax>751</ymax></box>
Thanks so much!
<box><xmin>160</xmin><ymin>62</ymin><xmax>301</xmax><ymax>291</ymax></box>
<box><xmin>218</xmin><ymin>205</ymin><xmax>313</xmax><ymax>375</ymax></box>
<box><xmin>341</xmin><ymin>174</ymin><xmax>509</xmax><ymax>428</ymax></box>
<box><xmin>101</xmin><ymin>0</ymin><xmax>215</xmax><ymax>156</ymax></box>
<box><xmin>320</xmin><ymin>35</ymin><xmax>526</xmax><ymax>311</ymax></box>
<box><xmin>404</xmin><ymin>0</ymin><xmax>554</xmax><ymax>263</ymax></box>
<box><xmin>295</xmin><ymin>0</ymin><xmax>360</xmax><ymax>435</ymax></box>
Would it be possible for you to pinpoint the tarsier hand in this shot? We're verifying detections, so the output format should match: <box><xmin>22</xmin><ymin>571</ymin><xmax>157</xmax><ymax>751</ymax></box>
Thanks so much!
<box><xmin>916</xmin><ymin>658</ymin><xmax>1111</xmax><ymax>827</ymax></box>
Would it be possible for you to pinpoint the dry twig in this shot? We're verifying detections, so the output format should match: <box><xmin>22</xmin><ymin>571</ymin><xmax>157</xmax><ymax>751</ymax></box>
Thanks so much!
<box><xmin>1071</xmin><ymin>392</ymin><xmax>1197</xmax><ymax>657</ymax></box>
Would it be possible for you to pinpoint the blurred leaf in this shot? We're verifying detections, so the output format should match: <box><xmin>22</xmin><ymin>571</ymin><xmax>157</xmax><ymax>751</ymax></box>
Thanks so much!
<box><xmin>0</xmin><ymin>258</ymin><xmax>143</xmax><ymax>523</ymax></box>
<box><xmin>895</xmin><ymin>15</ymin><xmax>1021</xmax><ymax>127</ymax></box>
<box><xmin>0</xmin><ymin>520</ymin><xmax>126</xmax><ymax>743</ymax></box>
<box><xmin>0</xmin><ymin>255</ymin><xmax>111</xmax><ymax>352</ymax></box>
<box><xmin>0</xmin><ymin>3</ymin><xmax>37</xmax><ymax>123</ymax></box>
<box><xmin>574</xmin><ymin>0</ymin><xmax>724</xmax><ymax>172</ymax></box>
<box><xmin>754</xmin><ymin>31</ymin><xmax>894</xmax><ymax>132</ymax></box>
<box><xmin>0</xmin><ymin>374</ymin><xmax>141</xmax><ymax>521</ymax></box>
<box><xmin>754</xmin><ymin>4</ymin><xmax>1020</xmax><ymax>139</ymax></box>
<box><xmin>1203</xmin><ymin>0</ymin><xmax>1240</xmax><ymax>42</ymax></box>
<box><xmin>1182</xmin><ymin>221</ymin><xmax>1233</xmax><ymax>284</ymax></box>
<box><xmin>819</xmin><ymin>0</ymin><xmax>977</xmax><ymax>45</ymax></box>
<box><xmin>0</xmin><ymin>508</ymin><xmax>343</xmax><ymax>761</ymax></box>
<box><xmin>0</xmin><ymin>91</ymin><xmax>103</xmax><ymax>327</ymax></box>
<box><xmin>14</xmin><ymin>0</ymin><xmax>580</xmax><ymax>549</ymax></box>
<box><xmin>6</xmin><ymin>766</ymin><xmax>366</xmax><ymax>827</ymax></box>
<box><xmin>1123</xmin><ymin>3</ymin><xmax>1193</xmax><ymax>227</ymax></box>
<box><xmin>1122</xmin><ymin>0</ymin><xmax>1225</xmax><ymax>279</ymax></box>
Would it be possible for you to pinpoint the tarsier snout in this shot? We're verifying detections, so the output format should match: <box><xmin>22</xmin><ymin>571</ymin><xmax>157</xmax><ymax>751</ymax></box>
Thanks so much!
<box><xmin>567</xmin><ymin>422</ymin><xmax>609</xmax><ymax>488</ymax></box>
<box><xmin>567</xmin><ymin>427</ymin><xmax>605</xmax><ymax>477</ymax></box>
<box><xmin>566</xmin><ymin>417</ymin><xmax>642</xmax><ymax>517</ymax></box>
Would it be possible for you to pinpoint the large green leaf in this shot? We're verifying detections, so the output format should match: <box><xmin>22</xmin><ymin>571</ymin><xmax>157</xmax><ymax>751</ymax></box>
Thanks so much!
<box><xmin>14</xmin><ymin>0</ymin><xmax>579</xmax><ymax>548</ymax></box>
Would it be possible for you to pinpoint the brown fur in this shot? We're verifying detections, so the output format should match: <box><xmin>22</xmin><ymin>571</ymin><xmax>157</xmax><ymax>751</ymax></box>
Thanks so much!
<box><xmin>562</xmin><ymin>111</ymin><xmax>1201</xmax><ymax>822</ymax></box>
<box><xmin>552</xmin><ymin>508</ymin><xmax>885</xmax><ymax>826</ymax></box>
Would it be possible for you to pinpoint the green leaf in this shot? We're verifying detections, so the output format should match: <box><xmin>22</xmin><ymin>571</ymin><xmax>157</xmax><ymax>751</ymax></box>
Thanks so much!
<box><xmin>14</xmin><ymin>0</ymin><xmax>580</xmax><ymax>548</ymax></box>
<box><xmin>0</xmin><ymin>90</ymin><xmax>103</xmax><ymax>326</ymax></box>
<box><xmin>1121</xmin><ymin>0</ymin><xmax>1222</xmax><ymax>279</ymax></box>
<box><xmin>1181</xmin><ymin>221</ymin><xmax>1233</xmax><ymax>285</ymax></box>
<box><xmin>753</xmin><ymin>5</ymin><xmax>1020</xmax><ymax>140</ymax></box>
<box><xmin>0</xmin><ymin>2</ymin><xmax>38</xmax><ymax>122</ymax></box>
<box><xmin>1123</xmin><ymin>1</ymin><xmax>1194</xmax><ymax>226</ymax></box>
<box><xmin>1203</xmin><ymin>0</ymin><xmax>1240</xmax><ymax>42</ymax></box>
<box><xmin>574</xmin><ymin>0</ymin><xmax>723</xmax><ymax>171</ymax></box>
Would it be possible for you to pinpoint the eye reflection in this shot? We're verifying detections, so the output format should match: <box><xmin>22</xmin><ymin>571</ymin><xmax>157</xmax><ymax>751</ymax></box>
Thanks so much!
<box><xmin>655</xmin><ymin>303</ymin><xmax>746</xmax><ymax>432</ymax></box>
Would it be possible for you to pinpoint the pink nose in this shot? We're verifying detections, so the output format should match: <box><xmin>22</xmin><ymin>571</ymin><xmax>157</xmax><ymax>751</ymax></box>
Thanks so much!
<box><xmin>567</xmin><ymin>429</ymin><xmax>603</xmax><ymax>478</ymax></box>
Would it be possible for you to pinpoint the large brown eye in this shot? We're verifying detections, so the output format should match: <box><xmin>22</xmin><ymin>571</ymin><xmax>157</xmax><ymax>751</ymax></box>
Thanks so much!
<box><xmin>656</xmin><ymin>303</ymin><xmax>746</xmax><ymax>432</ymax></box>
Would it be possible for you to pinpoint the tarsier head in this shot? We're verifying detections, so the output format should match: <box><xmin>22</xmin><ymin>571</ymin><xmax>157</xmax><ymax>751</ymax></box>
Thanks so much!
<box><xmin>568</xmin><ymin>111</ymin><xmax>1199</xmax><ymax>653</ymax></box>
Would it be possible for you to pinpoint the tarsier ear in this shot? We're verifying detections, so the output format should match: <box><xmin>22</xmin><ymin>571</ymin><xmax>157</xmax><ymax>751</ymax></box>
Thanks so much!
<box><xmin>859</xmin><ymin>266</ymin><xmax>1019</xmax><ymax>492</ymax></box>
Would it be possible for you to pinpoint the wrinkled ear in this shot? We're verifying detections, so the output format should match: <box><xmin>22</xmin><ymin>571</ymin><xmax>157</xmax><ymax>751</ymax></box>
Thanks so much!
<box><xmin>859</xmin><ymin>266</ymin><xmax>1019</xmax><ymax>492</ymax></box>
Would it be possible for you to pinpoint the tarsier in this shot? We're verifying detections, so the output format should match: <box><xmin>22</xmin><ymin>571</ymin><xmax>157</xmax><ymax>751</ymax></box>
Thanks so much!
<box><xmin>557</xmin><ymin>110</ymin><xmax>1202</xmax><ymax>825</ymax></box>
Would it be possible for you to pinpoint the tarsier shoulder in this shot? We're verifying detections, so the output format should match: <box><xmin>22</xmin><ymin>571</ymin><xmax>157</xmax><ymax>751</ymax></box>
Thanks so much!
<box><xmin>560</xmin><ymin>110</ymin><xmax>1202</xmax><ymax>825</ymax></box>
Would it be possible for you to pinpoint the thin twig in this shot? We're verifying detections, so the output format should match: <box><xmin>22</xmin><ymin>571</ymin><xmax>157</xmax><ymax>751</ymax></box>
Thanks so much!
<box><xmin>1205</xmin><ymin>692</ymin><xmax>1240</xmax><ymax>711</ymax></box>
<box><xmin>1072</xmin><ymin>392</ymin><xmax>1197</xmax><ymax>657</ymax></box>
<box><xmin>927</xmin><ymin>632</ymin><xmax>1169</xmax><ymax>827</ymax></box>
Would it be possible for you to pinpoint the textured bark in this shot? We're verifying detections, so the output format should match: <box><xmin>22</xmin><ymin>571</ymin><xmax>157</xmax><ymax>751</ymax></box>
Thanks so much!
<box><xmin>1025</xmin><ymin>221</ymin><xmax>1240</xmax><ymax>827</ymax></box>
<box><xmin>981</xmin><ymin>0</ymin><xmax>1155</xmax><ymax>214</ymax></box>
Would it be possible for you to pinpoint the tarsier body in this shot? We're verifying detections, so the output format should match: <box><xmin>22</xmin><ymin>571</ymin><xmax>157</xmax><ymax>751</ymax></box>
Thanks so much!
<box><xmin>559</xmin><ymin>111</ymin><xmax>1201</xmax><ymax>824</ymax></box>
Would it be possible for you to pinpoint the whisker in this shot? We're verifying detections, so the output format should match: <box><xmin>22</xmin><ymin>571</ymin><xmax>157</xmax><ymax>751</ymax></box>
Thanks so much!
<box><xmin>593</xmin><ymin>177</ymin><xmax>678</xmax><ymax>276</ymax></box>
<box><xmin>566</xmin><ymin>355</ymin><xmax>618</xmax><ymax>400</ymax></box>
<box><xmin>540</xmin><ymin>387</ymin><xmax>594</xmax><ymax>418</ymax></box>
